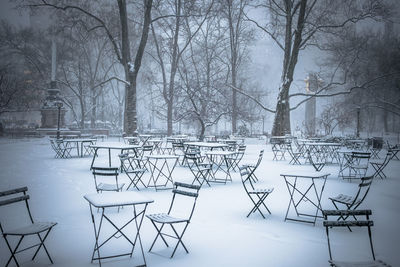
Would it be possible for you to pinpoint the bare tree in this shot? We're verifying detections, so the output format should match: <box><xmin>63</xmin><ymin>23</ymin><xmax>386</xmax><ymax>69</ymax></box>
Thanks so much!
<box><xmin>149</xmin><ymin>0</ymin><xmax>213</xmax><ymax>135</ymax></box>
<box><xmin>240</xmin><ymin>0</ymin><xmax>389</xmax><ymax>136</ymax></box>
<box><xmin>27</xmin><ymin>0</ymin><xmax>153</xmax><ymax>135</ymax></box>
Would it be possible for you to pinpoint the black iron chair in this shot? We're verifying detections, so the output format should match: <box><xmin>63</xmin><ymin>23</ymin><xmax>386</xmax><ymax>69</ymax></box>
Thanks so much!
<box><xmin>307</xmin><ymin>150</ymin><xmax>325</xmax><ymax>172</ymax></box>
<box><xmin>91</xmin><ymin>167</ymin><xmax>124</xmax><ymax>193</ymax></box>
<box><xmin>370</xmin><ymin>150</ymin><xmax>393</xmax><ymax>179</ymax></box>
<box><xmin>323</xmin><ymin>209</ymin><xmax>391</xmax><ymax>267</ymax></box>
<box><xmin>146</xmin><ymin>182</ymin><xmax>201</xmax><ymax>258</ymax></box>
<box><xmin>185</xmin><ymin>152</ymin><xmax>212</xmax><ymax>187</ymax></box>
<box><xmin>119</xmin><ymin>153</ymin><xmax>147</xmax><ymax>190</ymax></box>
<box><xmin>239</xmin><ymin>166</ymin><xmax>274</xmax><ymax>219</ymax></box>
<box><xmin>287</xmin><ymin>143</ymin><xmax>302</xmax><ymax>165</ymax></box>
<box><xmin>0</xmin><ymin>187</ymin><xmax>57</xmax><ymax>267</ymax></box>
<box><xmin>270</xmin><ymin>139</ymin><xmax>285</xmax><ymax>161</ymax></box>
<box><xmin>329</xmin><ymin>175</ymin><xmax>373</xmax><ymax>229</ymax></box>
<box><xmin>228</xmin><ymin>145</ymin><xmax>246</xmax><ymax>171</ymax></box>
<box><xmin>343</xmin><ymin>152</ymin><xmax>371</xmax><ymax>181</ymax></box>
<box><xmin>172</xmin><ymin>142</ymin><xmax>186</xmax><ymax>165</ymax></box>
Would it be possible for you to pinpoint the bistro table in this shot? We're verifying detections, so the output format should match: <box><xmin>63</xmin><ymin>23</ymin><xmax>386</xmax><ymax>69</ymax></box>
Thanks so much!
<box><xmin>184</xmin><ymin>142</ymin><xmax>229</xmax><ymax>150</ymax></box>
<box><xmin>302</xmin><ymin>142</ymin><xmax>342</xmax><ymax>164</ymax></box>
<box><xmin>63</xmin><ymin>138</ymin><xmax>97</xmax><ymax>157</ymax></box>
<box><xmin>90</xmin><ymin>142</ymin><xmax>141</xmax><ymax>169</ymax></box>
<box><xmin>281</xmin><ymin>170</ymin><xmax>330</xmax><ymax>225</ymax></box>
<box><xmin>84</xmin><ymin>191</ymin><xmax>153</xmax><ymax>266</ymax></box>
<box><xmin>146</xmin><ymin>154</ymin><xmax>179</xmax><ymax>191</ymax></box>
<box><xmin>205</xmin><ymin>150</ymin><xmax>235</xmax><ymax>184</ymax></box>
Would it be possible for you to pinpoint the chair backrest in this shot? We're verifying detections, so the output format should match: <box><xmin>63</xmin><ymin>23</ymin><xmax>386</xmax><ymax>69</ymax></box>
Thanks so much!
<box><xmin>234</xmin><ymin>145</ymin><xmax>246</xmax><ymax>161</ymax></box>
<box><xmin>172</xmin><ymin>142</ymin><xmax>184</xmax><ymax>150</ymax></box>
<box><xmin>168</xmin><ymin>182</ymin><xmax>201</xmax><ymax>221</ymax></box>
<box><xmin>352</xmin><ymin>151</ymin><xmax>371</xmax><ymax>160</ymax></box>
<box><xmin>91</xmin><ymin>167</ymin><xmax>120</xmax><ymax>192</ymax></box>
<box><xmin>239</xmin><ymin>166</ymin><xmax>255</xmax><ymax>192</ymax></box>
<box><xmin>0</xmin><ymin>187</ymin><xmax>33</xmax><ymax>232</ymax></box>
<box><xmin>185</xmin><ymin>151</ymin><xmax>201</xmax><ymax>169</ymax></box>
<box><xmin>254</xmin><ymin>150</ymin><xmax>264</xmax><ymax>169</ymax></box>
<box><xmin>323</xmin><ymin>209</ymin><xmax>376</xmax><ymax>262</ymax></box>
<box><xmin>350</xmin><ymin>175</ymin><xmax>374</xmax><ymax>209</ymax></box>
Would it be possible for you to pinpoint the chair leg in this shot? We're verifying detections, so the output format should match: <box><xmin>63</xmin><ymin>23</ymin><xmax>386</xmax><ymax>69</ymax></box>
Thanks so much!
<box><xmin>4</xmin><ymin>235</ymin><xmax>24</xmax><ymax>267</ymax></box>
<box><xmin>170</xmin><ymin>223</ymin><xmax>189</xmax><ymax>258</ymax></box>
<box><xmin>32</xmin><ymin>228</ymin><xmax>54</xmax><ymax>264</ymax></box>
<box><xmin>149</xmin><ymin>222</ymin><xmax>169</xmax><ymax>252</ymax></box>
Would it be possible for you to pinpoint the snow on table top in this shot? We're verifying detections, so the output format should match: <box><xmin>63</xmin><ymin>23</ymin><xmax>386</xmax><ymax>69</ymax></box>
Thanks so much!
<box><xmin>84</xmin><ymin>191</ymin><xmax>153</xmax><ymax>207</ymax></box>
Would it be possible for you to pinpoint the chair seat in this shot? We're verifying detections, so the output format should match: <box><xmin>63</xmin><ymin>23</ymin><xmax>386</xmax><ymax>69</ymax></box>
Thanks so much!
<box><xmin>329</xmin><ymin>194</ymin><xmax>361</xmax><ymax>206</ymax></box>
<box><xmin>97</xmin><ymin>183</ymin><xmax>125</xmax><ymax>191</ymax></box>
<box><xmin>4</xmin><ymin>222</ymin><xmax>57</xmax><ymax>236</ymax></box>
<box><xmin>249</xmin><ymin>188</ymin><xmax>274</xmax><ymax>194</ymax></box>
<box><xmin>329</xmin><ymin>259</ymin><xmax>390</xmax><ymax>267</ymax></box>
<box><xmin>146</xmin><ymin>213</ymin><xmax>189</xmax><ymax>224</ymax></box>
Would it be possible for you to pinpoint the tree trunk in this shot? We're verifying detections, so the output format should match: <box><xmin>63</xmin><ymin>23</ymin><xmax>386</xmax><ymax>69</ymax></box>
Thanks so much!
<box><xmin>166</xmin><ymin>0</ymin><xmax>182</xmax><ymax>136</ymax></box>
<box><xmin>271</xmin><ymin>83</ymin><xmax>291</xmax><ymax>136</ymax></box>
<box><xmin>119</xmin><ymin>0</ymin><xmax>152</xmax><ymax>135</ymax></box>
<box><xmin>90</xmin><ymin>85</ymin><xmax>96</xmax><ymax>129</ymax></box>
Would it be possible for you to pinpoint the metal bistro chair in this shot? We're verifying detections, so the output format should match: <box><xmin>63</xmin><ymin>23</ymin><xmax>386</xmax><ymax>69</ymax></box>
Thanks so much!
<box><xmin>0</xmin><ymin>187</ymin><xmax>57</xmax><ymax>267</ymax></box>
<box><xmin>343</xmin><ymin>152</ymin><xmax>371</xmax><ymax>181</ymax></box>
<box><xmin>369</xmin><ymin>150</ymin><xmax>393</xmax><ymax>179</ymax></box>
<box><xmin>287</xmin><ymin>143</ymin><xmax>302</xmax><ymax>165</ymax></box>
<box><xmin>270</xmin><ymin>138</ymin><xmax>285</xmax><ymax>161</ymax></box>
<box><xmin>329</xmin><ymin>175</ymin><xmax>373</xmax><ymax>229</ymax></box>
<box><xmin>119</xmin><ymin>153</ymin><xmax>147</xmax><ymax>190</ymax></box>
<box><xmin>91</xmin><ymin>167</ymin><xmax>125</xmax><ymax>193</ymax></box>
<box><xmin>323</xmin><ymin>209</ymin><xmax>391</xmax><ymax>267</ymax></box>
<box><xmin>307</xmin><ymin>150</ymin><xmax>326</xmax><ymax>172</ymax></box>
<box><xmin>227</xmin><ymin>145</ymin><xmax>246</xmax><ymax>171</ymax></box>
<box><xmin>185</xmin><ymin>152</ymin><xmax>212</xmax><ymax>187</ymax></box>
<box><xmin>49</xmin><ymin>139</ymin><xmax>63</xmax><ymax>158</ymax></box>
<box><xmin>146</xmin><ymin>182</ymin><xmax>201</xmax><ymax>258</ymax></box>
<box><xmin>172</xmin><ymin>142</ymin><xmax>186</xmax><ymax>165</ymax></box>
<box><xmin>241</xmin><ymin>150</ymin><xmax>264</xmax><ymax>182</ymax></box>
<box><xmin>239</xmin><ymin>166</ymin><xmax>273</xmax><ymax>219</ymax></box>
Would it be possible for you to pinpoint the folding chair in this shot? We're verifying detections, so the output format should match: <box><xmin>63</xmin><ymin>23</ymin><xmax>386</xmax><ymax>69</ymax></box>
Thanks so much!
<box><xmin>82</xmin><ymin>140</ymin><xmax>96</xmax><ymax>156</ymax></box>
<box><xmin>172</xmin><ymin>142</ymin><xmax>185</xmax><ymax>165</ymax></box>
<box><xmin>91</xmin><ymin>167</ymin><xmax>125</xmax><ymax>193</ymax></box>
<box><xmin>228</xmin><ymin>145</ymin><xmax>246</xmax><ymax>171</ymax></box>
<box><xmin>146</xmin><ymin>182</ymin><xmax>201</xmax><ymax>258</ymax></box>
<box><xmin>329</xmin><ymin>175</ymin><xmax>373</xmax><ymax>229</ymax></box>
<box><xmin>287</xmin><ymin>143</ymin><xmax>302</xmax><ymax>165</ymax></box>
<box><xmin>239</xmin><ymin>166</ymin><xmax>273</xmax><ymax>219</ymax></box>
<box><xmin>119</xmin><ymin>153</ymin><xmax>147</xmax><ymax>190</ymax></box>
<box><xmin>186</xmin><ymin>152</ymin><xmax>212</xmax><ymax>187</ymax></box>
<box><xmin>308</xmin><ymin>150</ymin><xmax>325</xmax><ymax>172</ymax></box>
<box><xmin>323</xmin><ymin>209</ymin><xmax>390</xmax><ymax>267</ymax></box>
<box><xmin>0</xmin><ymin>187</ymin><xmax>57</xmax><ymax>267</ymax></box>
<box><xmin>343</xmin><ymin>152</ymin><xmax>371</xmax><ymax>181</ymax></box>
<box><xmin>370</xmin><ymin>137</ymin><xmax>383</xmax><ymax>159</ymax></box>
<box><xmin>370</xmin><ymin>150</ymin><xmax>393</xmax><ymax>179</ymax></box>
<box><xmin>49</xmin><ymin>139</ymin><xmax>63</xmax><ymax>158</ymax></box>
<box><xmin>270</xmin><ymin>139</ymin><xmax>285</xmax><ymax>161</ymax></box>
<box><xmin>241</xmin><ymin>150</ymin><xmax>264</xmax><ymax>182</ymax></box>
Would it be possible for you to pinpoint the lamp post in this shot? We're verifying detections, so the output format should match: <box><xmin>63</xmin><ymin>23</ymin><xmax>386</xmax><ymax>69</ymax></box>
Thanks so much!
<box><xmin>56</xmin><ymin>101</ymin><xmax>63</xmax><ymax>139</ymax></box>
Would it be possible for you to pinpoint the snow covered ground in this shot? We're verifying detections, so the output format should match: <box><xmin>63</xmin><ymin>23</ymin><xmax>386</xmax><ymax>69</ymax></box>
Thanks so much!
<box><xmin>0</xmin><ymin>137</ymin><xmax>399</xmax><ymax>267</ymax></box>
